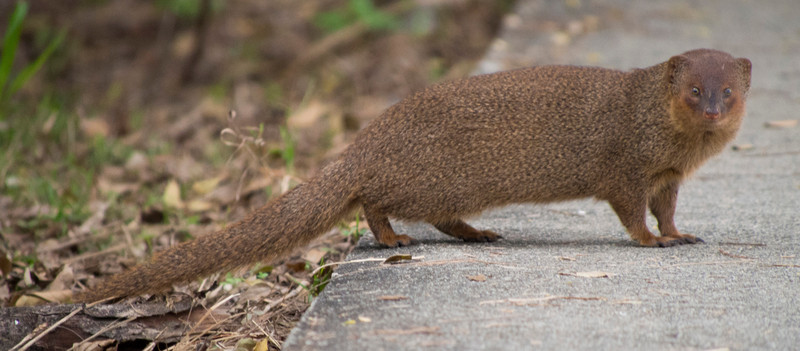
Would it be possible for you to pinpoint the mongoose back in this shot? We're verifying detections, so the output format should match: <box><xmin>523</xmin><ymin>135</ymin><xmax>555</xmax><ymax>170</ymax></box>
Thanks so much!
<box><xmin>76</xmin><ymin>49</ymin><xmax>751</xmax><ymax>302</ymax></box>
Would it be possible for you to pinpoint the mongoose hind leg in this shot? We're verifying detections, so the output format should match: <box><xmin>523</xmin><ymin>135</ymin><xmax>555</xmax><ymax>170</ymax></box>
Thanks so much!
<box><xmin>362</xmin><ymin>204</ymin><xmax>418</xmax><ymax>247</ymax></box>
<box><xmin>433</xmin><ymin>219</ymin><xmax>502</xmax><ymax>242</ymax></box>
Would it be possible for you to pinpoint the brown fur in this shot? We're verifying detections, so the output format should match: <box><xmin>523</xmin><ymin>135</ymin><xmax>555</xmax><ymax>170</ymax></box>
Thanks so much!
<box><xmin>75</xmin><ymin>49</ymin><xmax>751</xmax><ymax>302</ymax></box>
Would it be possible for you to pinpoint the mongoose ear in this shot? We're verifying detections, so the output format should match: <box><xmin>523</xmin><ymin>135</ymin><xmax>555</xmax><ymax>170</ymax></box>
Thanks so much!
<box><xmin>667</xmin><ymin>55</ymin><xmax>689</xmax><ymax>94</ymax></box>
<box><xmin>736</xmin><ymin>57</ymin><xmax>752</xmax><ymax>93</ymax></box>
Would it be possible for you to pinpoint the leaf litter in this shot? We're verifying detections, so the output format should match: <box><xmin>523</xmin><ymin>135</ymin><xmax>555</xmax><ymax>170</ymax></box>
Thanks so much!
<box><xmin>1</xmin><ymin>1</ymin><xmax>511</xmax><ymax>349</ymax></box>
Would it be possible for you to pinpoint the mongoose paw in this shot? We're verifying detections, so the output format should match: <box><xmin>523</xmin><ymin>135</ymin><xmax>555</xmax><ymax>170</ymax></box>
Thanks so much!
<box><xmin>462</xmin><ymin>230</ymin><xmax>503</xmax><ymax>243</ymax></box>
<box><xmin>650</xmin><ymin>234</ymin><xmax>705</xmax><ymax>247</ymax></box>
<box><xmin>380</xmin><ymin>234</ymin><xmax>419</xmax><ymax>248</ymax></box>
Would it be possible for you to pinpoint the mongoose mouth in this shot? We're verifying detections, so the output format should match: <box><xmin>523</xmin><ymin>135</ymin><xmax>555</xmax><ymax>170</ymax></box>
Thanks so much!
<box><xmin>698</xmin><ymin>115</ymin><xmax>734</xmax><ymax>132</ymax></box>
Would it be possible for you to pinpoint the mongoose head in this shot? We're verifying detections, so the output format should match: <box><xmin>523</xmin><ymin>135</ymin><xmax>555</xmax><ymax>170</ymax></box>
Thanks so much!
<box><xmin>667</xmin><ymin>49</ymin><xmax>751</xmax><ymax>133</ymax></box>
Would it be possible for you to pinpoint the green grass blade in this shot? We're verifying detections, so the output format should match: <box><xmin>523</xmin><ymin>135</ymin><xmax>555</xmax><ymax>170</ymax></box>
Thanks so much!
<box><xmin>8</xmin><ymin>29</ymin><xmax>65</xmax><ymax>96</ymax></box>
<box><xmin>0</xmin><ymin>1</ymin><xmax>29</xmax><ymax>98</ymax></box>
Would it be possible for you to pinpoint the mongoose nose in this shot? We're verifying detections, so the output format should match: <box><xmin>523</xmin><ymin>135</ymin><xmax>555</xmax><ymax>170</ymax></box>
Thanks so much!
<box><xmin>704</xmin><ymin>107</ymin><xmax>720</xmax><ymax>120</ymax></box>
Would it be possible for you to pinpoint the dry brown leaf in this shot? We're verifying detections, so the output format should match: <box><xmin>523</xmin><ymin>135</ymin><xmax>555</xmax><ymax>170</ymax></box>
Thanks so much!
<box><xmin>187</xmin><ymin>199</ymin><xmax>214</xmax><ymax>212</ymax></box>
<box><xmin>302</xmin><ymin>248</ymin><xmax>327</xmax><ymax>264</ymax></box>
<box><xmin>163</xmin><ymin>179</ymin><xmax>184</xmax><ymax>209</ymax></box>
<box><xmin>467</xmin><ymin>274</ymin><xmax>487</xmax><ymax>282</ymax></box>
<box><xmin>192</xmin><ymin>175</ymin><xmax>225</xmax><ymax>195</ymax></box>
<box><xmin>0</xmin><ymin>249</ymin><xmax>12</xmax><ymax>277</ymax></box>
<box><xmin>15</xmin><ymin>290</ymin><xmax>74</xmax><ymax>306</ymax></box>
<box><xmin>254</xmin><ymin>340</ymin><xmax>271</xmax><ymax>351</ymax></box>
<box><xmin>285</xmin><ymin>261</ymin><xmax>307</xmax><ymax>273</ymax></box>
<box><xmin>287</xmin><ymin>100</ymin><xmax>329</xmax><ymax>130</ymax></box>
<box><xmin>47</xmin><ymin>265</ymin><xmax>74</xmax><ymax>291</ymax></box>
<box><xmin>378</xmin><ymin>295</ymin><xmax>409</xmax><ymax>301</ymax></box>
<box><xmin>731</xmin><ymin>143</ymin><xmax>754</xmax><ymax>151</ymax></box>
<box><xmin>560</xmin><ymin>271</ymin><xmax>614</xmax><ymax>278</ymax></box>
<box><xmin>558</xmin><ymin>256</ymin><xmax>577</xmax><ymax>261</ymax></box>
<box><xmin>764</xmin><ymin>119</ymin><xmax>798</xmax><ymax>128</ymax></box>
<box><xmin>383</xmin><ymin>254</ymin><xmax>413</xmax><ymax>264</ymax></box>
<box><xmin>125</xmin><ymin>151</ymin><xmax>148</xmax><ymax>170</ymax></box>
<box><xmin>80</xmin><ymin>118</ymin><xmax>110</xmax><ymax>137</ymax></box>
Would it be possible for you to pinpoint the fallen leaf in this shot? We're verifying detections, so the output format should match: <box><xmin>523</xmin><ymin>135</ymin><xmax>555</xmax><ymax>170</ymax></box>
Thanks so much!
<box><xmin>187</xmin><ymin>199</ymin><xmax>214</xmax><ymax>212</ymax></box>
<box><xmin>254</xmin><ymin>339</ymin><xmax>270</xmax><ymax>351</ymax></box>
<box><xmin>383</xmin><ymin>254</ymin><xmax>413</xmax><ymax>264</ymax></box>
<box><xmin>80</xmin><ymin>118</ymin><xmax>110</xmax><ymax>137</ymax></box>
<box><xmin>287</xmin><ymin>100</ymin><xmax>330</xmax><ymax>130</ymax></box>
<box><xmin>125</xmin><ymin>151</ymin><xmax>148</xmax><ymax>170</ymax></box>
<box><xmin>343</xmin><ymin>319</ymin><xmax>356</xmax><ymax>326</ymax></box>
<box><xmin>378</xmin><ymin>295</ymin><xmax>408</xmax><ymax>301</ymax></box>
<box><xmin>140</xmin><ymin>207</ymin><xmax>165</xmax><ymax>223</ymax></box>
<box><xmin>303</xmin><ymin>248</ymin><xmax>327</xmax><ymax>264</ymax></box>
<box><xmin>47</xmin><ymin>265</ymin><xmax>74</xmax><ymax>291</ymax></box>
<box><xmin>15</xmin><ymin>290</ymin><xmax>74</xmax><ymax>306</ymax></box>
<box><xmin>764</xmin><ymin>119</ymin><xmax>798</xmax><ymax>128</ymax></box>
<box><xmin>467</xmin><ymin>274</ymin><xmax>487</xmax><ymax>282</ymax></box>
<box><xmin>613</xmin><ymin>299</ymin><xmax>643</xmax><ymax>305</ymax></box>
<box><xmin>285</xmin><ymin>261</ymin><xmax>307</xmax><ymax>273</ymax></box>
<box><xmin>192</xmin><ymin>176</ymin><xmax>225</xmax><ymax>195</ymax></box>
<box><xmin>72</xmin><ymin>340</ymin><xmax>115</xmax><ymax>351</ymax></box>
<box><xmin>0</xmin><ymin>249</ymin><xmax>11</xmax><ymax>276</ymax></box>
<box><xmin>558</xmin><ymin>256</ymin><xmax>576</xmax><ymax>261</ymax></box>
<box><xmin>560</xmin><ymin>271</ymin><xmax>614</xmax><ymax>278</ymax></box>
<box><xmin>358</xmin><ymin>316</ymin><xmax>371</xmax><ymax>322</ymax></box>
<box><xmin>234</xmin><ymin>338</ymin><xmax>256</xmax><ymax>351</ymax></box>
<box><xmin>163</xmin><ymin>179</ymin><xmax>184</xmax><ymax>209</ymax></box>
<box><xmin>374</xmin><ymin>326</ymin><xmax>440</xmax><ymax>335</ymax></box>
<box><xmin>731</xmin><ymin>143</ymin><xmax>753</xmax><ymax>151</ymax></box>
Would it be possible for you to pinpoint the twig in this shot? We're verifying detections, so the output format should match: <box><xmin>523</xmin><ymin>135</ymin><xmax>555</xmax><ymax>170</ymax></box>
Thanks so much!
<box><xmin>657</xmin><ymin>259</ymin><xmax>753</xmax><ymax>268</ymax></box>
<box><xmin>180</xmin><ymin>294</ymin><xmax>240</xmax><ymax>347</ymax></box>
<box><xmin>285</xmin><ymin>1</ymin><xmax>414</xmax><ymax>75</ymax></box>
<box><xmin>480</xmin><ymin>295</ymin><xmax>605</xmax><ymax>306</ymax></box>
<box><xmin>718</xmin><ymin>241</ymin><xmax>766</xmax><ymax>246</ymax></box>
<box><xmin>310</xmin><ymin>256</ymin><xmax>421</xmax><ymax>276</ymax></box>
<box><xmin>68</xmin><ymin>315</ymin><xmax>137</xmax><ymax>351</ymax></box>
<box><xmin>11</xmin><ymin>306</ymin><xmax>83</xmax><ymax>351</ymax></box>
<box><xmin>63</xmin><ymin>243</ymin><xmax>128</xmax><ymax>265</ymax></box>
<box><xmin>718</xmin><ymin>249</ymin><xmax>753</xmax><ymax>259</ymax></box>
<box><xmin>180</xmin><ymin>0</ymin><xmax>212</xmax><ymax>83</ymax></box>
<box><xmin>261</xmin><ymin>284</ymin><xmax>306</xmax><ymax>314</ymax></box>
<box><xmin>250</xmin><ymin>316</ymin><xmax>282</xmax><ymax>350</ymax></box>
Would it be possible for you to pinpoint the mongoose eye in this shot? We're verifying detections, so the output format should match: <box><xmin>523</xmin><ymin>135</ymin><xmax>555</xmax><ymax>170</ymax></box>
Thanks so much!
<box><xmin>723</xmin><ymin>88</ymin><xmax>732</xmax><ymax>97</ymax></box>
<box><xmin>690</xmin><ymin>87</ymin><xmax>701</xmax><ymax>96</ymax></box>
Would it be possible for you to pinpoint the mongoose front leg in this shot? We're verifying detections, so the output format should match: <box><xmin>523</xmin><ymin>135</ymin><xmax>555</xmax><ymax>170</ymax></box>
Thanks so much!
<box><xmin>648</xmin><ymin>182</ymin><xmax>703</xmax><ymax>244</ymax></box>
<box><xmin>433</xmin><ymin>219</ymin><xmax>502</xmax><ymax>242</ymax></box>
<box><xmin>609</xmin><ymin>195</ymin><xmax>683</xmax><ymax>247</ymax></box>
<box><xmin>362</xmin><ymin>204</ymin><xmax>418</xmax><ymax>247</ymax></box>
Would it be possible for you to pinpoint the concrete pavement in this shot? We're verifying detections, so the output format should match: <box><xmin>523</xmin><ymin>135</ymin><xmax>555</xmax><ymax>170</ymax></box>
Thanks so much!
<box><xmin>284</xmin><ymin>1</ymin><xmax>800</xmax><ymax>349</ymax></box>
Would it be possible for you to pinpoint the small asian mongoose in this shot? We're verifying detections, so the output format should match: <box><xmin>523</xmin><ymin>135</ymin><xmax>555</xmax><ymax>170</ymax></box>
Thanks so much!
<box><xmin>76</xmin><ymin>49</ymin><xmax>751</xmax><ymax>302</ymax></box>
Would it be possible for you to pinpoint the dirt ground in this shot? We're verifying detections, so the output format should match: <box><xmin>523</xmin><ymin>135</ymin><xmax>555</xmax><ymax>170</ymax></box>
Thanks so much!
<box><xmin>0</xmin><ymin>1</ymin><xmax>510</xmax><ymax>349</ymax></box>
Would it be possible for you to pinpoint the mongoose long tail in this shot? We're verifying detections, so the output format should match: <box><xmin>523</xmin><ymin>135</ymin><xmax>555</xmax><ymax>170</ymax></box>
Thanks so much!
<box><xmin>75</xmin><ymin>160</ymin><xmax>358</xmax><ymax>302</ymax></box>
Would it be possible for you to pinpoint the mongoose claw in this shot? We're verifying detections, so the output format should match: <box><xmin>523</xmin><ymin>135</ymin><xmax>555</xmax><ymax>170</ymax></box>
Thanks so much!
<box><xmin>653</xmin><ymin>234</ymin><xmax>705</xmax><ymax>247</ymax></box>
<box><xmin>462</xmin><ymin>230</ymin><xmax>502</xmax><ymax>243</ymax></box>
<box><xmin>395</xmin><ymin>234</ymin><xmax>419</xmax><ymax>247</ymax></box>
